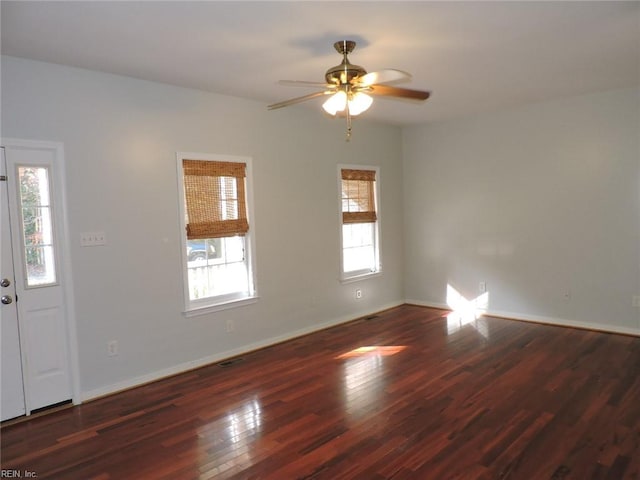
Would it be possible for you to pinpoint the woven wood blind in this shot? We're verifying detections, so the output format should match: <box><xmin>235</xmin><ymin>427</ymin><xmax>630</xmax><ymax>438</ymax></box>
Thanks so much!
<box><xmin>183</xmin><ymin>159</ymin><xmax>249</xmax><ymax>239</ymax></box>
<box><xmin>341</xmin><ymin>168</ymin><xmax>377</xmax><ymax>224</ymax></box>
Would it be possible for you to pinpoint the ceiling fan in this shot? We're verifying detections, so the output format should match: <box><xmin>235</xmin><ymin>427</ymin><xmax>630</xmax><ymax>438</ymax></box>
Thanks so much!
<box><xmin>268</xmin><ymin>40</ymin><xmax>431</xmax><ymax>140</ymax></box>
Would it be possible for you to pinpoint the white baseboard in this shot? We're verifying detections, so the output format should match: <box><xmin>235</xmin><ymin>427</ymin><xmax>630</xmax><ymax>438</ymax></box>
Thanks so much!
<box><xmin>405</xmin><ymin>299</ymin><xmax>449</xmax><ymax>310</ymax></box>
<box><xmin>487</xmin><ymin>308</ymin><xmax>640</xmax><ymax>336</ymax></box>
<box><xmin>81</xmin><ymin>300</ymin><xmax>404</xmax><ymax>402</ymax></box>
<box><xmin>405</xmin><ymin>298</ymin><xmax>640</xmax><ymax>337</ymax></box>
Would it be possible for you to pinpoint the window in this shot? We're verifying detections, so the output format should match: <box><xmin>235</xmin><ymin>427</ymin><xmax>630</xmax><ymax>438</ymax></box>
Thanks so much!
<box><xmin>177</xmin><ymin>153</ymin><xmax>256</xmax><ymax>313</ymax></box>
<box><xmin>17</xmin><ymin>165</ymin><xmax>57</xmax><ymax>287</ymax></box>
<box><xmin>339</xmin><ymin>166</ymin><xmax>380</xmax><ymax>280</ymax></box>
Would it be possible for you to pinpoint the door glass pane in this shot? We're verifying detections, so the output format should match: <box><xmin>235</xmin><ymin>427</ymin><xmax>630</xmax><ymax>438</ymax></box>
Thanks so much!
<box><xmin>18</xmin><ymin>166</ymin><xmax>57</xmax><ymax>286</ymax></box>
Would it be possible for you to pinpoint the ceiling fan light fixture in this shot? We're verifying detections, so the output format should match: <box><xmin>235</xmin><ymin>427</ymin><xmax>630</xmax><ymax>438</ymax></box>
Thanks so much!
<box><xmin>322</xmin><ymin>91</ymin><xmax>373</xmax><ymax>117</ymax></box>
<box><xmin>348</xmin><ymin>92</ymin><xmax>373</xmax><ymax>116</ymax></box>
<box><xmin>322</xmin><ymin>90</ymin><xmax>347</xmax><ymax>115</ymax></box>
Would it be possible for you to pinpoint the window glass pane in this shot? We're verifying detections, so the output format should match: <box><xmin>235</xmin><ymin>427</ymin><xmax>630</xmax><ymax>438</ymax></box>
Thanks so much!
<box><xmin>18</xmin><ymin>166</ymin><xmax>57</xmax><ymax>287</ymax></box>
<box><xmin>187</xmin><ymin>236</ymin><xmax>248</xmax><ymax>300</ymax></box>
<box><xmin>222</xmin><ymin>236</ymin><xmax>245</xmax><ymax>263</ymax></box>
<box><xmin>24</xmin><ymin>246</ymin><xmax>56</xmax><ymax>286</ymax></box>
<box><xmin>220</xmin><ymin>177</ymin><xmax>239</xmax><ymax>220</ymax></box>
<box><xmin>186</xmin><ymin>239</ymin><xmax>222</xmax><ymax>263</ymax></box>
<box><xmin>343</xmin><ymin>223</ymin><xmax>375</xmax><ymax>273</ymax></box>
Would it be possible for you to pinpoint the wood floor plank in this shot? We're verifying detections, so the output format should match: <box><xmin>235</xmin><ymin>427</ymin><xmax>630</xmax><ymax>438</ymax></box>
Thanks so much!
<box><xmin>2</xmin><ymin>305</ymin><xmax>639</xmax><ymax>479</ymax></box>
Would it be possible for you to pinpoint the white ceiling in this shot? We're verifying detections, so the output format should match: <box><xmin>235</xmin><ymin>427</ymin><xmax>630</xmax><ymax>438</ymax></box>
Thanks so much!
<box><xmin>2</xmin><ymin>1</ymin><xmax>639</xmax><ymax>126</ymax></box>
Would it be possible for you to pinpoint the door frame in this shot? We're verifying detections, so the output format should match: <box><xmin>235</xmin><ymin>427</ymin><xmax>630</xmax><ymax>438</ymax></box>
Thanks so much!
<box><xmin>1</xmin><ymin>138</ymin><xmax>80</xmax><ymax>413</ymax></box>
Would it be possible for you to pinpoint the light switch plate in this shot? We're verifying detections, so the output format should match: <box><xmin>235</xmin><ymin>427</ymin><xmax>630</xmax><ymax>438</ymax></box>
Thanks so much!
<box><xmin>80</xmin><ymin>232</ymin><xmax>107</xmax><ymax>247</ymax></box>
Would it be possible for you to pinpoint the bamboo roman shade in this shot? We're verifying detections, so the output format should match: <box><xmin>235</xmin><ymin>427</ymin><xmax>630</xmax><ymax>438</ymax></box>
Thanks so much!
<box><xmin>341</xmin><ymin>168</ymin><xmax>377</xmax><ymax>224</ymax></box>
<box><xmin>183</xmin><ymin>159</ymin><xmax>249</xmax><ymax>239</ymax></box>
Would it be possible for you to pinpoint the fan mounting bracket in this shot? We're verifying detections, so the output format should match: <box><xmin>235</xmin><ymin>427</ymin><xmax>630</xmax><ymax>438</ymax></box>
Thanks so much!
<box><xmin>334</xmin><ymin>40</ymin><xmax>356</xmax><ymax>55</ymax></box>
<box><xmin>325</xmin><ymin>40</ymin><xmax>366</xmax><ymax>85</ymax></box>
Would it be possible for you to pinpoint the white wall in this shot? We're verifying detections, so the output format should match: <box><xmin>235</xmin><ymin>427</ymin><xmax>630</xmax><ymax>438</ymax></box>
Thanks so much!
<box><xmin>1</xmin><ymin>56</ymin><xmax>405</xmax><ymax>398</ymax></box>
<box><xmin>403</xmin><ymin>87</ymin><xmax>640</xmax><ymax>333</ymax></box>
<box><xmin>3</xmin><ymin>55</ymin><xmax>638</xmax><ymax>402</ymax></box>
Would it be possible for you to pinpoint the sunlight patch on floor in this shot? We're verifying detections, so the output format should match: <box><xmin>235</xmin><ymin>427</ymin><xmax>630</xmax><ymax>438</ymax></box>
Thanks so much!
<box><xmin>446</xmin><ymin>284</ymin><xmax>490</xmax><ymax>338</ymax></box>
<box><xmin>336</xmin><ymin>345</ymin><xmax>406</xmax><ymax>360</ymax></box>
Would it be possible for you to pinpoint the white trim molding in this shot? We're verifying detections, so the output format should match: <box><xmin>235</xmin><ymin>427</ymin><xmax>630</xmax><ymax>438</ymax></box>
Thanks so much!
<box><xmin>405</xmin><ymin>299</ymin><xmax>640</xmax><ymax>337</ymax></box>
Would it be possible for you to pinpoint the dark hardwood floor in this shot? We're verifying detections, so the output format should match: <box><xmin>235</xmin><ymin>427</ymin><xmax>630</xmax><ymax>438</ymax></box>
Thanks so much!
<box><xmin>2</xmin><ymin>305</ymin><xmax>639</xmax><ymax>479</ymax></box>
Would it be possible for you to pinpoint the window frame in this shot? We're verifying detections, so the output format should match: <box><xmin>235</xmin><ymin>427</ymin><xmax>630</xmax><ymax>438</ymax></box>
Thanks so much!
<box><xmin>337</xmin><ymin>164</ymin><xmax>382</xmax><ymax>282</ymax></box>
<box><xmin>176</xmin><ymin>152</ymin><xmax>258</xmax><ymax>316</ymax></box>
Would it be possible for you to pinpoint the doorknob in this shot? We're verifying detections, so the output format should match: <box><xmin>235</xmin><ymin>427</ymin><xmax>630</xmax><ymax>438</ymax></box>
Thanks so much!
<box><xmin>1</xmin><ymin>295</ymin><xmax>13</xmax><ymax>305</ymax></box>
<box><xmin>1</xmin><ymin>278</ymin><xmax>11</xmax><ymax>287</ymax></box>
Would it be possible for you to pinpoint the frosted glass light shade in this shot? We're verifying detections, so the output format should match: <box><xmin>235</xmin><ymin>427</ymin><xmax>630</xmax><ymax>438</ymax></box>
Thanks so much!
<box><xmin>348</xmin><ymin>93</ymin><xmax>373</xmax><ymax>115</ymax></box>
<box><xmin>322</xmin><ymin>90</ymin><xmax>347</xmax><ymax>115</ymax></box>
<box><xmin>322</xmin><ymin>91</ymin><xmax>373</xmax><ymax>116</ymax></box>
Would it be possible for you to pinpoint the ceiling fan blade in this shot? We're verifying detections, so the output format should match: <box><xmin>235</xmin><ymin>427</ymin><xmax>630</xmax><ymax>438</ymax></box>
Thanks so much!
<box><xmin>356</xmin><ymin>69</ymin><xmax>412</xmax><ymax>87</ymax></box>
<box><xmin>369</xmin><ymin>84</ymin><xmax>431</xmax><ymax>101</ymax></box>
<box><xmin>278</xmin><ymin>80</ymin><xmax>335</xmax><ymax>88</ymax></box>
<box><xmin>268</xmin><ymin>91</ymin><xmax>331</xmax><ymax>110</ymax></box>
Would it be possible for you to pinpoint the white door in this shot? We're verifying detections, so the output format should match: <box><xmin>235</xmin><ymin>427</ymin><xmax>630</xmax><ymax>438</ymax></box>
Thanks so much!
<box><xmin>1</xmin><ymin>147</ymin><xmax>26</xmax><ymax>421</ymax></box>
<box><xmin>2</xmin><ymin>141</ymin><xmax>73</xmax><ymax>418</ymax></box>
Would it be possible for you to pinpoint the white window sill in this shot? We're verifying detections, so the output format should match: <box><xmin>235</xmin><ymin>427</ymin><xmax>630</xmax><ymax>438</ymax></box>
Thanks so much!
<box><xmin>340</xmin><ymin>270</ymin><xmax>382</xmax><ymax>284</ymax></box>
<box><xmin>183</xmin><ymin>295</ymin><xmax>259</xmax><ymax>317</ymax></box>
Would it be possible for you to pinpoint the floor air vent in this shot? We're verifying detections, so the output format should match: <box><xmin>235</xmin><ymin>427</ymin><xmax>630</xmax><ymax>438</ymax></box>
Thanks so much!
<box><xmin>218</xmin><ymin>357</ymin><xmax>244</xmax><ymax>368</ymax></box>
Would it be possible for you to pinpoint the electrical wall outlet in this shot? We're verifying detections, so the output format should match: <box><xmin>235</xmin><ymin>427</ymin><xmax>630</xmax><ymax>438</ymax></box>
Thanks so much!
<box><xmin>479</xmin><ymin>281</ymin><xmax>486</xmax><ymax>293</ymax></box>
<box><xmin>107</xmin><ymin>340</ymin><xmax>119</xmax><ymax>357</ymax></box>
<box><xmin>355</xmin><ymin>289</ymin><xmax>362</xmax><ymax>299</ymax></box>
<box><xmin>226</xmin><ymin>319</ymin><xmax>234</xmax><ymax>333</ymax></box>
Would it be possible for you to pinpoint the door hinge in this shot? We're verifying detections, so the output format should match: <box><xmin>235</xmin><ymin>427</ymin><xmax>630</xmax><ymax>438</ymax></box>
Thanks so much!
<box><xmin>0</xmin><ymin>175</ymin><xmax>6</xmax><ymax>182</ymax></box>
